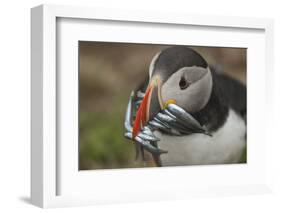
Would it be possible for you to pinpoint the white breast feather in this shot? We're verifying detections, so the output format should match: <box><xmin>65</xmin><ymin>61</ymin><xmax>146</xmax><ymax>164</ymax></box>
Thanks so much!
<box><xmin>155</xmin><ymin>109</ymin><xmax>246</xmax><ymax>166</ymax></box>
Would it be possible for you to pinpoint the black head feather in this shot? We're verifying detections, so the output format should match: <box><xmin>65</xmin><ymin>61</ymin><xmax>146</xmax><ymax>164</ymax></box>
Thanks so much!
<box><xmin>152</xmin><ymin>46</ymin><xmax>208</xmax><ymax>82</ymax></box>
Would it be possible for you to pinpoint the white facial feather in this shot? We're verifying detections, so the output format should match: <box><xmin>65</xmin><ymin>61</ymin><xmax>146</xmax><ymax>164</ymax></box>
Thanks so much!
<box><xmin>161</xmin><ymin>66</ymin><xmax>213</xmax><ymax>112</ymax></box>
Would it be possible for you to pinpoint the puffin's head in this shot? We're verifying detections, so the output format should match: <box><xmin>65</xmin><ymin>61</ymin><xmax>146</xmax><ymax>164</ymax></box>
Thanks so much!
<box><xmin>133</xmin><ymin>46</ymin><xmax>213</xmax><ymax>138</ymax></box>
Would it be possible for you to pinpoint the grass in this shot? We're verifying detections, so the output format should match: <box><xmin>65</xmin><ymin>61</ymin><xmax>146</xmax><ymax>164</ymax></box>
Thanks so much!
<box><xmin>79</xmin><ymin>109</ymin><xmax>138</xmax><ymax>170</ymax></box>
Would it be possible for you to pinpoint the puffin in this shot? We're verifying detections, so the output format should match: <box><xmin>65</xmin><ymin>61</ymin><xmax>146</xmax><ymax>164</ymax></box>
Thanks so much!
<box><xmin>124</xmin><ymin>46</ymin><xmax>246</xmax><ymax>167</ymax></box>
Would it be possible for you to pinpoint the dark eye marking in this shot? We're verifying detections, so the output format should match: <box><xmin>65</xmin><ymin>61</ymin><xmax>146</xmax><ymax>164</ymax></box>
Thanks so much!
<box><xmin>179</xmin><ymin>76</ymin><xmax>190</xmax><ymax>90</ymax></box>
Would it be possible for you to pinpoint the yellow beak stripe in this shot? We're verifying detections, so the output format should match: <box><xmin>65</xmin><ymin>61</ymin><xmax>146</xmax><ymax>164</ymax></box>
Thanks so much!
<box><xmin>164</xmin><ymin>99</ymin><xmax>177</xmax><ymax>108</ymax></box>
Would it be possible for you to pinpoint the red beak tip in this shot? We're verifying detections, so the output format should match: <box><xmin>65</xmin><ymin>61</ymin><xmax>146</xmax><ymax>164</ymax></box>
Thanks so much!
<box><xmin>132</xmin><ymin>86</ymin><xmax>153</xmax><ymax>139</ymax></box>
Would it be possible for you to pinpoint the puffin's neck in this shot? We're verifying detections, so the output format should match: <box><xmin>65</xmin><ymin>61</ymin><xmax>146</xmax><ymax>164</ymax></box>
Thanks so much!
<box><xmin>191</xmin><ymin>71</ymin><xmax>229</xmax><ymax>132</ymax></box>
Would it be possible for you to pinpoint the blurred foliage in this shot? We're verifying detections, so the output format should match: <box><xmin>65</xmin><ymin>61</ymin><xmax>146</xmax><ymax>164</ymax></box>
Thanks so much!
<box><xmin>79</xmin><ymin>94</ymin><xmax>155</xmax><ymax>170</ymax></box>
<box><xmin>239</xmin><ymin>145</ymin><xmax>247</xmax><ymax>163</ymax></box>
<box><xmin>80</xmin><ymin>94</ymin><xmax>137</xmax><ymax>170</ymax></box>
<box><xmin>79</xmin><ymin>110</ymin><xmax>135</xmax><ymax>169</ymax></box>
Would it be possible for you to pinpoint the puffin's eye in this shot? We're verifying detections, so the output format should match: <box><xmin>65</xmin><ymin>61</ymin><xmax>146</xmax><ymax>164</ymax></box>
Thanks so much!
<box><xmin>179</xmin><ymin>76</ymin><xmax>189</xmax><ymax>90</ymax></box>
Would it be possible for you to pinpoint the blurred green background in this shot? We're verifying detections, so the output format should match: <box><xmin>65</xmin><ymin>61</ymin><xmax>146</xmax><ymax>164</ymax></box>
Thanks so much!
<box><xmin>79</xmin><ymin>42</ymin><xmax>246</xmax><ymax>170</ymax></box>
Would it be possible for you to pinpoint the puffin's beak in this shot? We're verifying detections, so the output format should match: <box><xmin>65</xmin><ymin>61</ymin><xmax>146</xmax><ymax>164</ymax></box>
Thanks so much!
<box><xmin>132</xmin><ymin>78</ymin><xmax>162</xmax><ymax>138</ymax></box>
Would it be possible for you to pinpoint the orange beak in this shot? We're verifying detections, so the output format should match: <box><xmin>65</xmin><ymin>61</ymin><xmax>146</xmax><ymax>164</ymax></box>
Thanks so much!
<box><xmin>132</xmin><ymin>86</ymin><xmax>153</xmax><ymax>139</ymax></box>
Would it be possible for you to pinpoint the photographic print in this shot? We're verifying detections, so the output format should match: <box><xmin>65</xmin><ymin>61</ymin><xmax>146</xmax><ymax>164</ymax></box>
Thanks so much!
<box><xmin>79</xmin><ymin>42</ymin><xmax>246</xmax><ymax>170</ymax></box>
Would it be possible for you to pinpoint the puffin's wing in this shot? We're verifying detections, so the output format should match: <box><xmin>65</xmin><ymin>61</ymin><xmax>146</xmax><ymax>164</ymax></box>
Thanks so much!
<box><xmin>212</xmin><ymin>71</ymin><xmax>246</xmax><ymax>119</ymax></box>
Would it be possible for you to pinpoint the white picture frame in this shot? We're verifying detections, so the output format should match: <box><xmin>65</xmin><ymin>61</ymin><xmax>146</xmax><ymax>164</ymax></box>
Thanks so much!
<box><xmin>31</xmin><ymin>4</ymin><xmax>274</xmax><ymax>208</ymax></box>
